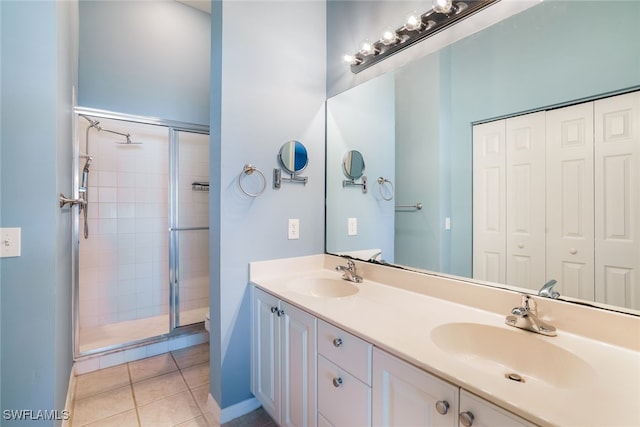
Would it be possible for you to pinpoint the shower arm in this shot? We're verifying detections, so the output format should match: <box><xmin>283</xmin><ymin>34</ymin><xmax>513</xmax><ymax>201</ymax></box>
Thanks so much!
<box><xmin>100</xmin><ymin>128</ymin><xmax>131</xmax><ymax>141</ymax></box>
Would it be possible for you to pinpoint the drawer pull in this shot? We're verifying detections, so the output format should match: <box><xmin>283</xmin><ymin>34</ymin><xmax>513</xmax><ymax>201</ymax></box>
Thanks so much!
<box><xmin>277</xmin><ymin>309</ymin><xmax>285</xmax><ymax>317</ymax></box>
<box><xmin>332</xmin><ymin>338</ymin><xmax>343</xmax><ymax>348</ymax></box>
<box><xmin>332</xmin><ymin>377</ymin><xmax>343</xmax><ymax>388</ymax></box>
<box><xmin>459</xmin><ymin>411</ymin><xmax>474</xmax><ymax>427</ymax></box>
<box><xmin>435</xmin><ymin>400</ymin><xmax>449</xmax><ymax>415</ymax></box>
<box><xmin>270</xmin><ymin>306</ymin><xmax>278</xmax><ymax>313</ymax></box>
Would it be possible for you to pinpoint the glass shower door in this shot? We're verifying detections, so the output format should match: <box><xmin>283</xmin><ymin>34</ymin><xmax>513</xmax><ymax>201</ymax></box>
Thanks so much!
<box><xmin>171</xmin><ymin>130</ymin><xmax>210</xmax><ymax>329</ymax></box>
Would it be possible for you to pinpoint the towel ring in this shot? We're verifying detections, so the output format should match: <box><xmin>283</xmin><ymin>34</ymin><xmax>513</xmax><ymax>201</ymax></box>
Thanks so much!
<box><xmin>238</xmin><ymin>164</ymin><xmax>267</xmax><ymax>197</ymax></box>
<box><xmin>378</xmin><ymin>177</ymin><xmax>394</xmax><ymax>201</ymax></box>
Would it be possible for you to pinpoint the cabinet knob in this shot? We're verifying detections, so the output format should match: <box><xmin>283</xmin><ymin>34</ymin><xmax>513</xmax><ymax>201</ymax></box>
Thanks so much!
<box><xmin>435</xmin><ymin>400</ymin><xmax>449</xmax><ymax>415</ymax></box>
<box><xmin>517</xmin><ymin>242</ymin><xmax>524</xmax><ymax>249</ymax></box>
<box><xmin>569</xmin><ymin>248</ymin><xmax>577</xmax><ymax>255</ymax></box>
<box><xmin>459</xmin><ymin>411</ymin><xmax>474</xmax><ymax>427</ymax></box>
<box><xmin>277</xmin><ymin>309</ymin><xmax>285</xmax><ymax>317</ymax></box>
<box><xmin>270</xmin><ymin>306</ymin><xmax>277</xmax><ymax>313</ymax></box>
<box><xmin>333</xmin><ymin>338</ymin><xmax>343</xmax><ymax>348</ymax></box>
<box><xmin>332</xmin><ymin>377</ymin><xmax>343</xmax><ymax>388</ymax></box>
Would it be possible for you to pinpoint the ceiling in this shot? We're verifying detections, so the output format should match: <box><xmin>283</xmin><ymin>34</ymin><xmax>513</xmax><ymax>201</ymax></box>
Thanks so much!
<box><xmin>176</xmin><ymin>0</ymin><xmax>211</xmax><ymax>14</ymax></box>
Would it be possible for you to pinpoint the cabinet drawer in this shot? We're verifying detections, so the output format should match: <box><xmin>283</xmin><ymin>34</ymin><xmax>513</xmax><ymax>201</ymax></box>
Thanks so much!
<box><xmin>317</xmin><ymin>320</ymin><xmax>372</xmax><ymax>385</ymax></box>
<box><xmin>318</xmin><ymin>355</ymin><xmax>370</xmax><ymax>427</ymax></box>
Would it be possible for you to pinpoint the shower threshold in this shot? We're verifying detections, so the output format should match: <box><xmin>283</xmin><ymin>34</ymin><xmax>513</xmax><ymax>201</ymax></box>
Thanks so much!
<box><xmin>79</xmin><ymin>307</ymin><xmax>208</xmax><ymax>354</ymax></box>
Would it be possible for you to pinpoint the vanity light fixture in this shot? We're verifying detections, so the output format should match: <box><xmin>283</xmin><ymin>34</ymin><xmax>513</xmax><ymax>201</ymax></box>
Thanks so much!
<box><xmin>344</xmin><ymin>0</ymin><xmax>499</xmax><ymax>73</ymax></box>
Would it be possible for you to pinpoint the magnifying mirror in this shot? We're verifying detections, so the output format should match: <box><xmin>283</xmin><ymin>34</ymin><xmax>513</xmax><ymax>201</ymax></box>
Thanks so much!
<box><xmin>278</xmin><ymin>140</ymin><xmax>309</xmax><ymax>174</ymax></box>
<box><xmin>342</xmin><ymin>150</ymin><xmax>365</xmax><ymax>179</ymax></box>
<box><xmin>274</xmin><ymin>140</ymin><xmax>309</xmax><ymax>188</ymax></box>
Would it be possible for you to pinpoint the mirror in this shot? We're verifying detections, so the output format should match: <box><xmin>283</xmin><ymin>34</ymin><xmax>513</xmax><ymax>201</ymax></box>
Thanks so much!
<box><xmin>279</xmin><ymin>140</ymin><xmax>309</xmax><ymax>174</ymax></box>
<box><xmin>342</xmin><ymin>150</ymin><xmax>365</xmax><ymax>179</ymax></box>
<box><xmin>325</xmin><ymin>1</ymin><xmax>640</xmax><ymax>315</ymax></box>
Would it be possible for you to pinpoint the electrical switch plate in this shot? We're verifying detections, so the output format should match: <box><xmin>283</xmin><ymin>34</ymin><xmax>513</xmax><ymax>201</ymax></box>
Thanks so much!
<box><xmin>445</xmin><ymin>217</ymin><xmax>451</xmax><ymax>230</ymax></box>
<box><xmin>0</xmin><ymin>227</ymin><xmax>21</xmax><ymax>258</ymax></box>
<box><xmin>288</xmin><ymin>219</ymin><xmax>300</xmax><ymax>240</ymax></box>
<box><xmin>348</xmin><ymin>217</ymin><xmax>358</xmax><ymax>236</ymax></box>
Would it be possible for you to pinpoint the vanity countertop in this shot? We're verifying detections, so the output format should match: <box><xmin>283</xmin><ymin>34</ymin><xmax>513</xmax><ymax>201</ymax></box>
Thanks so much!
<box><xmin>249</xmin><ymin>254</ymin><xmax>640</xmax><ymax>427</ymax></box>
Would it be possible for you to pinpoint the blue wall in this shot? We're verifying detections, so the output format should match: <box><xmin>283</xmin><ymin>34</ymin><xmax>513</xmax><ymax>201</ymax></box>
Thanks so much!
<box><xmin>210</xmin><ymin>0</ymin><xmax>326</xmax><ymax>413</ymax></box>
<box><xmin>0</xmin><ymin>0</ymin><xmax>77</xmax><ymax>424</ymax></box>
<box><xmin>78</xmin><ymin>0</ymin><xmax>210</xmax><ymax>125</ymax></box>
<box><xmin>326</xmin><ymin>74</ymin><xmax>395</xmax><ymax>260</ymax></box>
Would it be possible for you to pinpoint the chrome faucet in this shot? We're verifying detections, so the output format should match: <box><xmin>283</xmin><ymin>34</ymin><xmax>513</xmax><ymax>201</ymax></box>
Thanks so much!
<box><xmin>335</xmin><ymin>259</ymin><xmax>363</xmax><ymax>283</ymax></box>
<box><xmin>505</xmin><ymin>295</ymin><xmax>557</xmax><ymax>336</ymax></box>
<box><xmin>538</xmin><ymin>279</ymin><xmax>560</xmax><ymax>299</ymax></box>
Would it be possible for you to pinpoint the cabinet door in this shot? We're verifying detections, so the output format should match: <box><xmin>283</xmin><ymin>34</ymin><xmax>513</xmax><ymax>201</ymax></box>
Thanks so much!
<box><xmin>546</xmin><ymin>102</ymin><xmax>595</xmax><ymax>300</ymax></box>
<box><xmin>280</xmin><ymin>301</ymin><xmax>317</xmax><ymax>427</ymax></box>
<box><xmin>473</xmin><ymin>119</ymin><xmax>507</xmax><ymax>283</ymax></box>
<box><xmin>505</xmin><ymin>112</ymin><xmax>546</xmax><ymax>290</ymax></box>
<box><xmin>372</xmin><ymin>348</ymin><xmax>458</xmax><ymax>427</ymax></box>
<box><xmin>459</xmin><ymin>390</ymin><xmax>535</xmax><ymax>427</ymax></box>
<box><xmin>594</xmin><ymin>91</ymin><xmax>640</xmax><ymax>309</ymax></box>
<box><xmin>251</xmin><ymin>287</ymin><xmax>281</xmax><ymax>424</ymax></box>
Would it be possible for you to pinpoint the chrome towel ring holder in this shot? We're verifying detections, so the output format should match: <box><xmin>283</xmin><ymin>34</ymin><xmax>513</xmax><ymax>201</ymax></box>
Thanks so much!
<box><xmin>238</xmin><ymin>164</ymin><xmax>267</xmax><ymax>197</ymax></box>
<box><xmin>377</xmin><ymin>177</ymin><xmax>394</xmax><ymax>201</ymax></box>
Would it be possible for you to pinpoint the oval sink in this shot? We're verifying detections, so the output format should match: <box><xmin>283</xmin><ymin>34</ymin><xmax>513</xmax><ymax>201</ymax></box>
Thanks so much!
<box><xmin>287</xmin><ymin>277</ymin><xmax>359</xmax><ymax>298</ymax></box>
<box><xmin>430</xmin><ymin>322</ymin><xmax>595</xmax><ymax>389</ymax></box>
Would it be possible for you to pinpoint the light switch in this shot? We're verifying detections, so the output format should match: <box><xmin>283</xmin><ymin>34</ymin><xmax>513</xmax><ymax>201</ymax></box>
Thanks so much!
<box><xmin>288</xmin><ymin>219</ymin><xmax>300</xmax><ymax>240</ymax></box>
<box><xmin>0</xmin><ymin>227</ymin><xmax>21</xmax><ymax>258</ymax></box>
<box><xmin>445</xmin><ymin>217</ymin><xmax>451</xmax><ymax>230</ymax></box>
<box><xmin>348</xmin><ymin>217</ymin><xmax>358</xmax><ymax>236</ymax></box>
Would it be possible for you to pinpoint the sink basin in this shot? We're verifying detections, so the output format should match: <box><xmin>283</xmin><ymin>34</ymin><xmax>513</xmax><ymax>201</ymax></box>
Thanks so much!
<box><xmin>430</xmin><ymin>322</ymin><xmax>595</xmax><ymax>389</ymax></box>
<box><xmin>287</xmin><ymin>277</ymin><xmax>359</xmax><ymax>298</ymax></box>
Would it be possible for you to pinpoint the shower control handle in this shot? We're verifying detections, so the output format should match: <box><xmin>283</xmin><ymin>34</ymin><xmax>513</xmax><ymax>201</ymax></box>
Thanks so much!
<box><xmin>59</xmin><ymin>193</ymin><xmax>86</xmax><ymax>209</ymax></box>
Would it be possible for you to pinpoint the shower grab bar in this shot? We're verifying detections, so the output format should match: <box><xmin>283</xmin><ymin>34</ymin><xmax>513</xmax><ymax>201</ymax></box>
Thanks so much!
<box><xmin>395</xmin><ymin>202</ymin><xmax>423</xmax><ymax>211</ymax></box>
<box><xmin>169</xmin><ymin>226</ymin><xmax>210</xmax><ymax>232</ymax></box>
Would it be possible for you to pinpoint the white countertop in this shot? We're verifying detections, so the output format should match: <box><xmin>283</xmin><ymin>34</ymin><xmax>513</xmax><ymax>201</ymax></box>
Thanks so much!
<box><xmin>250</xmin><ymin>254</ymin><xmax>640</xmax><ymax>427</ymax></box>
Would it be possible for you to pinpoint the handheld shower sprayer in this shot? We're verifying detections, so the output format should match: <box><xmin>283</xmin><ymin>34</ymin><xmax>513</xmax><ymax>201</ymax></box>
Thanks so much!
<box><xmin>80</xmin><ymin>156</ymin><xmax>92</xmax><ymax>193</ymax></box>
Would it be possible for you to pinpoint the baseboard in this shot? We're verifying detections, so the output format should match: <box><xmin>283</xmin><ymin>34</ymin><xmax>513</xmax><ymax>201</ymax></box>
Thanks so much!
<box><xmin>61</xmin><ymin>368</ymin><xmax>76</xmax><ymax>427</ymax></box>
<box><xmin>207</xmin><ymin>394</ymin><xmax>261</xmax><ymax>425</ymax></box>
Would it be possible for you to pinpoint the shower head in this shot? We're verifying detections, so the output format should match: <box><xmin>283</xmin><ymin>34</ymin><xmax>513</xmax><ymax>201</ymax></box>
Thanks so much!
<box><xmin>117</xmin><ymin>135</ymin><xmax>143</xmax><ymax>145</ymax></box>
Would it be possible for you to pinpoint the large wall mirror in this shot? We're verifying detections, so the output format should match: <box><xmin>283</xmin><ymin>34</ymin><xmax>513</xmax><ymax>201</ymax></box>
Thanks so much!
<box><xmin>325</xmin><ymin>0</ymin><xmax>640</xmax><ymax>315</ymax></box>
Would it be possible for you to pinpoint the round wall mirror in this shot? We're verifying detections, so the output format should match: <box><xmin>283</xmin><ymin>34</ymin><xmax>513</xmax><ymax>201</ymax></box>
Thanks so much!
<box><xmin>278</xmin><ymin>140</ymin><xmax>309</xmax><ymax>175</ymax></box>
<box><xmin>342</xmin><ymin>150</ymin><xmax>365</xmax><ymax>180</ymax></box>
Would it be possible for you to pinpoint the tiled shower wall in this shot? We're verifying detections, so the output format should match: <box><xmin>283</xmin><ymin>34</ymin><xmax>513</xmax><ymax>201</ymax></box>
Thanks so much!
<box><xmin>78</xmin><ymin>117</ymin><xmax>209</xmax><ymax>330</ymax></box>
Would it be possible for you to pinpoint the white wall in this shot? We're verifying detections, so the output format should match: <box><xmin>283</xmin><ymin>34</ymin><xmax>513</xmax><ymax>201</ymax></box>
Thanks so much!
<box><xmin>210</xmin><ymin>0</ymin><xmax>326</xmax><ymax>411</ymax></box>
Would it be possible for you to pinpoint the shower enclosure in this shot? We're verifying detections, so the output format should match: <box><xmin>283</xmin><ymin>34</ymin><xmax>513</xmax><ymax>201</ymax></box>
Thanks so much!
<box><xmin>72</xmin><ymin>109</ymin><xmax>210</xmax><ymax>358</ymax></box>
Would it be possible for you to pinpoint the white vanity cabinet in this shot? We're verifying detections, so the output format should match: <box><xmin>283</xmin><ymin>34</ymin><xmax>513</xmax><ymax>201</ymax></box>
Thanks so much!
<box><xmin>317</xmin><ymin>320</ymin><xmax>372</xmax><ymax>426</ymax></box>
<box><xmin>251</xmin><ymin>286</ymin><xmax>317</xmax><ymax>427</ymax></box>
<box><xmin>372</xmin><ymin>348</ymin><xmax>459</xmax><ymax>427</ymax></box>
<box><xmin>458</xmin><ymin>390</ymin><xmax>536</xmax><ymax>427</ymax></box>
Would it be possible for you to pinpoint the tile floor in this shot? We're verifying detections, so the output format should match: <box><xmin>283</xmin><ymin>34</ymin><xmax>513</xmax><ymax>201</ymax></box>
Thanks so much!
<box><xmin>70</xmin><ymin>343</ymin><xmax>275</xmax><ymax>427</ymax></box>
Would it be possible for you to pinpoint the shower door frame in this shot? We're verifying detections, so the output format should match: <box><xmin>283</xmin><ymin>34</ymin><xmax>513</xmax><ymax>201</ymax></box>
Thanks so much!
<box><xmin>72</xmin><ymin>106</ymin><xmax>210</xmax><ymax>360</ymax></box>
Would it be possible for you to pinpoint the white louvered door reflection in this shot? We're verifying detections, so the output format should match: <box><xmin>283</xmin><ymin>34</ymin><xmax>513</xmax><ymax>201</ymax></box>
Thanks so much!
<box><xmin>473</xmin><ymin>120</ymin><xmax>506</xmax><ymax>283</ymax></box>
<box><xmin>505</xmin><ymin>112</ymin><xmax>546</xmax><ymax>290</ymax></box>
<box><xmin>546</xmin><ymin>102</ymin><xmax>595</xmax><ymax>301</ymax></box>
<box><xmin>594</xmin><ymin>91</ymin><xmax>640</xmax><ymax>309</ymax></box>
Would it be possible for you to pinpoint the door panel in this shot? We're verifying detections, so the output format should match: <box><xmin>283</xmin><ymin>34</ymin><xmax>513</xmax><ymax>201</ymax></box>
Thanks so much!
<box><xmin>595</xmin><ymin>91</ymin><xmax>640</xmax><ymax>309</ymax></box>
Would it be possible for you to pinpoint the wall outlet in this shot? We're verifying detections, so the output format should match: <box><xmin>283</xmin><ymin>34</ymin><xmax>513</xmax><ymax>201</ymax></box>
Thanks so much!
<box><xmin>0</xmin><ymin>227</ymin><xmax>21</xmax><ymax>258</ymax></box>
<box><xmin>288</xmin><ymin>219</ymin><xmax>300</xmax><ymax>240</ymax></box>
<box><xmin>348</xmin><ymin>217</ymin><xmax>358</xmax><ymax>236</ymax></box>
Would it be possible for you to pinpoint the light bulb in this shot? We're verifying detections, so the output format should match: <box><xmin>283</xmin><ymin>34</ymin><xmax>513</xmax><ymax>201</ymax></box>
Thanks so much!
<box><xmin>359</xmin><ymin>39</ymin><xmax>378</xmax><ymax>56</ymax></box>
<box><xmin>405</xmin><ymin>12</ymin><xmax>423</xmax><ymax>31</ymax></box>
<box><xmin>432</xmin><ymin>0</ymin><xmax>453</xmax><ymax>13</ymax></box>
<box><xmin>343</xmin><ymin>54</ymin><xmax>361</xmax><ymax>66</ymax></box>
<box><xmin>381</xmin><ymin>28</ymin><xmax>399</xmax><ymax>46</ymax></box>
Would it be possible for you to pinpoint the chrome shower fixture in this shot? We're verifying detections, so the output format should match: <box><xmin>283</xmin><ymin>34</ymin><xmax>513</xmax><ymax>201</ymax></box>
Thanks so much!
<box><xmin>343</xmin><ymin>0</ymin><xmax>499</xmax><ymax>73</ymax></box>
